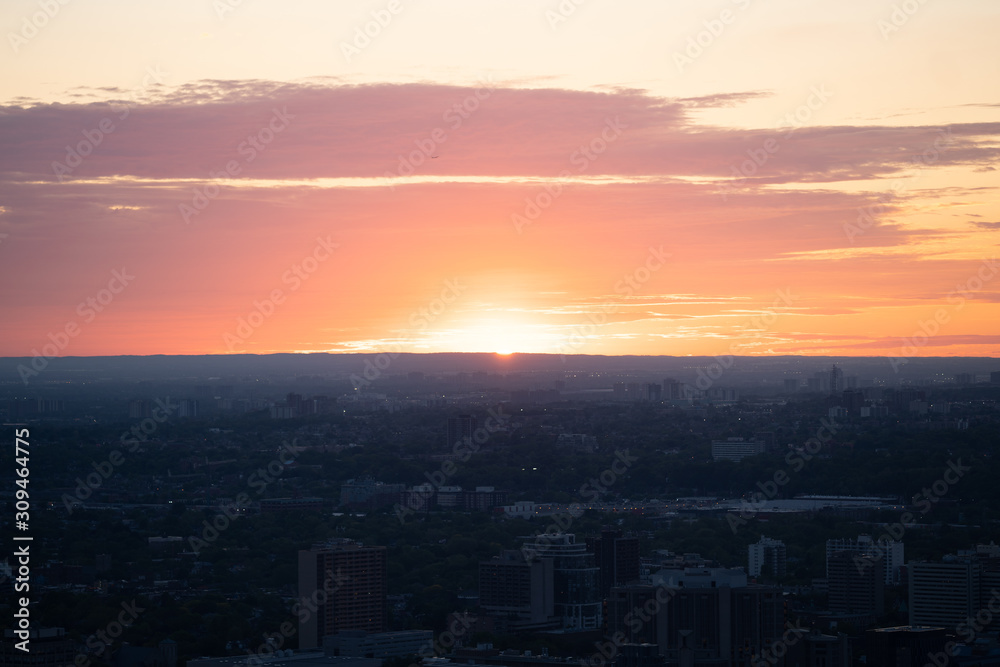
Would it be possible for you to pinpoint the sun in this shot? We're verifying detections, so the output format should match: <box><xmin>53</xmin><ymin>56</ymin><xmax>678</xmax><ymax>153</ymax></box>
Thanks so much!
<box><xmin>495</xmin><ymin>349</ymin><xmax>514</xmax><ymax>356</ymax></box>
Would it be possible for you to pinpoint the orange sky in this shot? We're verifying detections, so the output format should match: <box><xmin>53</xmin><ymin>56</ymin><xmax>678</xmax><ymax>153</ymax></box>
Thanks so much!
<box><xmin>1</xmin><ymin>1</ymin><xmax>998</xmax><ymax>358</ymax></box>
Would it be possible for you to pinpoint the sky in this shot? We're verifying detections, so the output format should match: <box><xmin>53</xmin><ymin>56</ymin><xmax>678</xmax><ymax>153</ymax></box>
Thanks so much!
<box><xmin>1</xmin><ymin>0</ymin><xmax>998</xmax><ymax>359</ymax></box>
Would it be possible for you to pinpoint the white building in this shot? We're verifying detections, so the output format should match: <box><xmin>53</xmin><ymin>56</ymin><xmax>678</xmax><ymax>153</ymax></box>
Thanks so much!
<box><xmin>748</xmin><ymin>536</ymin><xmax>787</xmax><ymax>577</ymax></box>
<box><xmin>711</xmin><ymin>437</ymin><xmax>766</xmax><ymax>462</ymax></box>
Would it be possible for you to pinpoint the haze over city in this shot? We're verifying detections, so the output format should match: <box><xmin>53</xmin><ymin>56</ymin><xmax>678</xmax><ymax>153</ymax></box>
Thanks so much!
<box><xmin>3</xmin><ymin>4</ymin><xmax>1000</xmax><ymax>667</ymax></box>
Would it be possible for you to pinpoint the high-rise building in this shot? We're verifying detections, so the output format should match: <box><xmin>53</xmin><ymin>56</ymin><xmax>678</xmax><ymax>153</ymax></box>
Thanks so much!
<box><xmin>830</xmin><ymin>365</ymin><xmax>844</xmax><ymax>393</ymax></box>
<box><xmin>841</xmin><ymin>389</ymin><xmax>866</xmax><ymax>413</ymax></box>
<box><xmin>908</xmin><ymin>560</ymin><xmax>981</xmax><ymax>628</ymax></box>
<box><xmin>828</xmin><ymin>551</ymin><xmax>884</xmax><ymax>619</ymax></box>
<box><xmin>448</xmin><ymin>414</ymin><xmax>477</xmax><ymax>448</ymax></box>
<box><xmin>663</xmin><ymin>378</ymin><xmax>682</xmax><ymax>400</ymax></box>
<box><xmin>748</xmin><ymin>536</ymin><xmax>786</xmax><ymax>578</ymax></box>
<box><xmin>479</xmin><ymin>550</ymin><xmax>556</xmax><ymax>631</ymax></box>
<box><xmin>525</xmin><ymin>533</ymin><xmax>601</xmax><ymax>630</ymax></box>
<box><xmin>608</xmin><ymin>569</ymin><xmax>783</xmax><ymax>666</ymax></box>
<box><xmin>128</xmin><ymin>399</ymin><xmax>152</xmax><ymax>419</ymax></box>
<box><xmin>586</xmin><ymin>527</ymin><xmax>641</xmax><ymax>597</ymax></box>
<box><xmin>607</xmin><ymin>585</ymin><xmax>667</xmax><ymax>646</ymax></box>
<box><xmin>175</xmin><ymin>398</ymin><xmax>198</xmax><ymax>418</ymax></box>
<box><xmin>480</xmin><ymin>534</ymin><xmax>603</xmax><ymax>633</ymax></box>
<box><xmin>298</xmin><ymin>540</ymin><xmax>387</xmax><ymax>649</ymax></box>
<box><xmin>826</xmin><ymin>535</ymin><xmax>903</xmax><ymax>585</ymax></box>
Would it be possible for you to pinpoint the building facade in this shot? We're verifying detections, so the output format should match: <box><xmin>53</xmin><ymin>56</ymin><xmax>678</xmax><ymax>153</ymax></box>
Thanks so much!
<box><xmin>298</xmin><ymin>540</ymin><xmax>388</xmax><ymax>649</ymax></box>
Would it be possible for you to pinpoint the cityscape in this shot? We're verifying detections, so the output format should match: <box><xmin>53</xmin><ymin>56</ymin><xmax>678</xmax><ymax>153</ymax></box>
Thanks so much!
<box><xmin>2</xmin><ymin>1</ymin><xmax>1000</xmax><ymax>667</ymax></box>
<box><xmin>2</xmin><ymin>357</ymin><xmax>1000</xmax><ymax>667</ymax></box>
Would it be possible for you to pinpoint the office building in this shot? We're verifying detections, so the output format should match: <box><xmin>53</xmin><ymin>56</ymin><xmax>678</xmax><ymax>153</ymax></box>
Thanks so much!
<box><xmin>826</xmin><ymin>535</ymin><xmax>903</xmax><ymax>585</ymax></box>
<box><xmin>830</xmin><ymin>365</ymin><xmax>844</xmax><ymax>393</ymax></box>
<box><xmin>525</xmin><ymin>533</ymin><xmax>601</xmax><ymax>630</ymax></box>
<box><xmin>828</xmin><ymin>551</ymin><xmax>884</xmax><ymax>620</ymax></box>
<box><xmin>479</xmin><ymin>550</ymin><xmax>556</xmax><ymax>631</ymax></box>
<box><xmin>128</xmin><ymin>399</ymin><xmax>152</xmax><ymax>419</ymax></box>
<box><xmin>663</xmin><ymin>379</ymin><xmax>683</xmax><ymax>400</ymax></box>
<box><xmin>586</xmin><ymin>527</ymin><xmax>641</xmax><ymax>597</ymax></box>
<box><xmin>711</xmin><ymin>438</ymin><xmax>766</xmax><ymax>462</ymax></box>
<box><xmin>908</xmin><ymin>560</ymin><xmax>980</xmax><ymax>628</ymax></box>
<box><xmin>608</xmin><ymin>569</ymin><xmax>783</xmax><ymax>666</ymax></box>
<box><xmin>298</xmin><ymin>540</ymin><xmax>387</xmax><ymax>649</ymax></box>
<box><xmin>481</xmin><ymin>533</ymin><xmax>601</xmax><ymax>632</ymax></box>
<box><xmin>607</xmin><ymin>585</ymin><xmax>668</xmax><ymax>646</ymax></box>
<box><xmin>448</xmin><ymin>414</ymin><xmax>477</xmax><ymax>447</ymax></box>
<box><xmin>322</xmin><ymin>630</ymin><xmax>433</xmax><ymax>659</ymax></box>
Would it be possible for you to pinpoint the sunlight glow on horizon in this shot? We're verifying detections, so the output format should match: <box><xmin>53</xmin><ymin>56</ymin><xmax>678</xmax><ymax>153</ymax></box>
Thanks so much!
<box><xmin>0</xmin><ymin>0</ymin><xmax>998</xmax><ymax>359</ymax></box>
